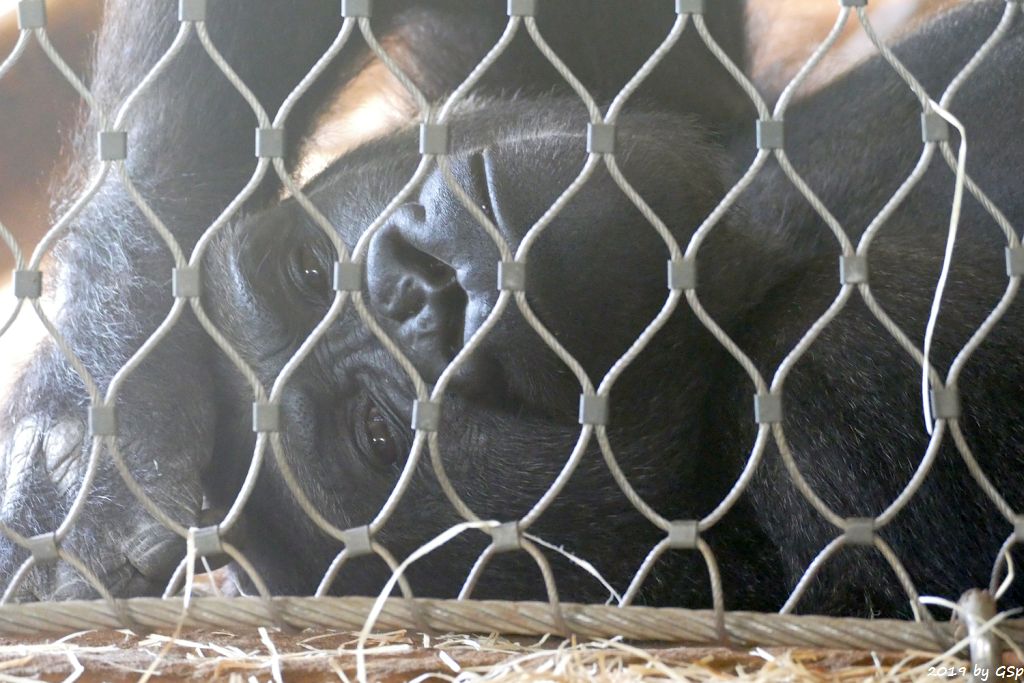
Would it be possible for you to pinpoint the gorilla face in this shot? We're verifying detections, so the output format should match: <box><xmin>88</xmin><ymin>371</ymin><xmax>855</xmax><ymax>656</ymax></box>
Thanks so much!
<box><xmin>199</xmin><ymin>100</ymin><xmax>765</xmax><ymax>600</ymax></box>
<box><xmin>4</xmin><ymin>0</ymin><xmax>1021</xmax><ymax>620</ymax></box>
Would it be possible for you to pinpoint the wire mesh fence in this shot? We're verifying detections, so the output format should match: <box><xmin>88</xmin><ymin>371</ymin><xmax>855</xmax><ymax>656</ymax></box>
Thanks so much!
<box><xmin>0</xmin><ymin>0</ymin><xmax>1022</xmax><ymax>667</ymax></box>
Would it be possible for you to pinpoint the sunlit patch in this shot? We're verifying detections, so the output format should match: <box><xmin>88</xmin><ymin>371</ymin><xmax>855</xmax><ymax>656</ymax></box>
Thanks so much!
<box><xmin>748</xmin><ymin>0</ymin><xmax>961</xmax><ymax>95</ymax></box>
<box><xmin>295</xmin><ymin>58</ymin><xmax>415</xmax><ymax>187</ymax></box>
<box><xmin>0</xmin><ymin>281</ymin><xmax>47</xmax><ymax>403</ymax></box>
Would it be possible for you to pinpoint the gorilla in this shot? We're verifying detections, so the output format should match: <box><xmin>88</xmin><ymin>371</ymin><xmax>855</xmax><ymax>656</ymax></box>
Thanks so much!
<box><xmin>0</xmin><ymin>0</ymin><xmax>1021</xmax><ymax>619</ymax></box>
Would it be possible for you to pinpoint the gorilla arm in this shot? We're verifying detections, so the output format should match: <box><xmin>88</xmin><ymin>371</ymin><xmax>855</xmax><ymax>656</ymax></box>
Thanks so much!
<box><xmin>0</xmin><ymin>0</ymin><xmax>344</xmax><ymax>600</ymax></box>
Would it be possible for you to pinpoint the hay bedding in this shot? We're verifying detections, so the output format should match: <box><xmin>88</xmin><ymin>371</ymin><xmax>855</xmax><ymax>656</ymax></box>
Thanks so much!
<box><xmin>0</xmin><ymin>627</ymin><xmax>1010</xmax><ymax>683</ymax></box>
<box><xmin>0</xmin><ymin>574</ymin><xmax>1017</xmax><ymax>680</ymax></box>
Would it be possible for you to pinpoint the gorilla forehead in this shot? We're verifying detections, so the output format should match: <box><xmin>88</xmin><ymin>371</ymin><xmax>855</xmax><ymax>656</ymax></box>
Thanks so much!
<box><xmin>299</xmin><ymin>97</ymin><xmax>726</xmax><ymax>245</ymax></box>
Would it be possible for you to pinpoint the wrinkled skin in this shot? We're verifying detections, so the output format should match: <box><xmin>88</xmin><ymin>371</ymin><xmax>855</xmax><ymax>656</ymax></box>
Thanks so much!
<box><xmin>0</xmin><ymin>0</ymin><xmax>1022</xmax><ymax>617</ymax></box>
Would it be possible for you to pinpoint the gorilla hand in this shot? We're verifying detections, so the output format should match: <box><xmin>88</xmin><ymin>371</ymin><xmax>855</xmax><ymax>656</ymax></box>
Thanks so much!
<box><xmin>0</xmin><ymin>338</ymin><xmax>214</xmax><ymax>600</ymax></box>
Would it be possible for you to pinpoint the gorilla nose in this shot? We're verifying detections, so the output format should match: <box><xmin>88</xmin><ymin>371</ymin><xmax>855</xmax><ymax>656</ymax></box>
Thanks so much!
<box><xmin>367</xmin><ymin>207</ymin><xmax>468</xmax><ymax>382</ymax></box>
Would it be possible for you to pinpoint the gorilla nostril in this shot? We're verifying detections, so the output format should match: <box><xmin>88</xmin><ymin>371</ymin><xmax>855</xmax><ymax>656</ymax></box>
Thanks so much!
<box><xmin>386</xmin><ymin>275</ymin><xmax>427</xmax><ymax>322</ymax></box>
<box><xmin>367</xmin><ymin>220</ymin><xmax>470</xmax><ymax>380</ymax></box>
<box><xmin>377</xmin><ymin>241</ymin><xmax>459</xmax><ymax>321</ymax></box>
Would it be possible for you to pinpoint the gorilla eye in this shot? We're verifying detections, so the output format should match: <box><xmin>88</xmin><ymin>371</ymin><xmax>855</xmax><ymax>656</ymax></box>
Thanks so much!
<box><xmin>363</xmin><ymin>403</ymin><xmax>399</xmax><ymax>471</ymax></box>
<box><xmin>289</xmin><ymin>244</ymin><xmax>330</xmax><ymax>301</ymax></box>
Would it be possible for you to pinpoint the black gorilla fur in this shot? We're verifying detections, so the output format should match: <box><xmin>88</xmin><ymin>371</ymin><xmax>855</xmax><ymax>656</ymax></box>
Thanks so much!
<box><xmin>1</xmin><ymin>0</ymin><xmax>1022</xmax><ymax>617</ymax></box>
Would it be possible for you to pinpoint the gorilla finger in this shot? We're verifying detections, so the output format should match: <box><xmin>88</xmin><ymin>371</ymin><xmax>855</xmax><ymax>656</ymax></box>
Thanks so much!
<box><xmin>125</xmin><ymin>523</ymin><xmax>185</xmax><ymax>582</ymax></box>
